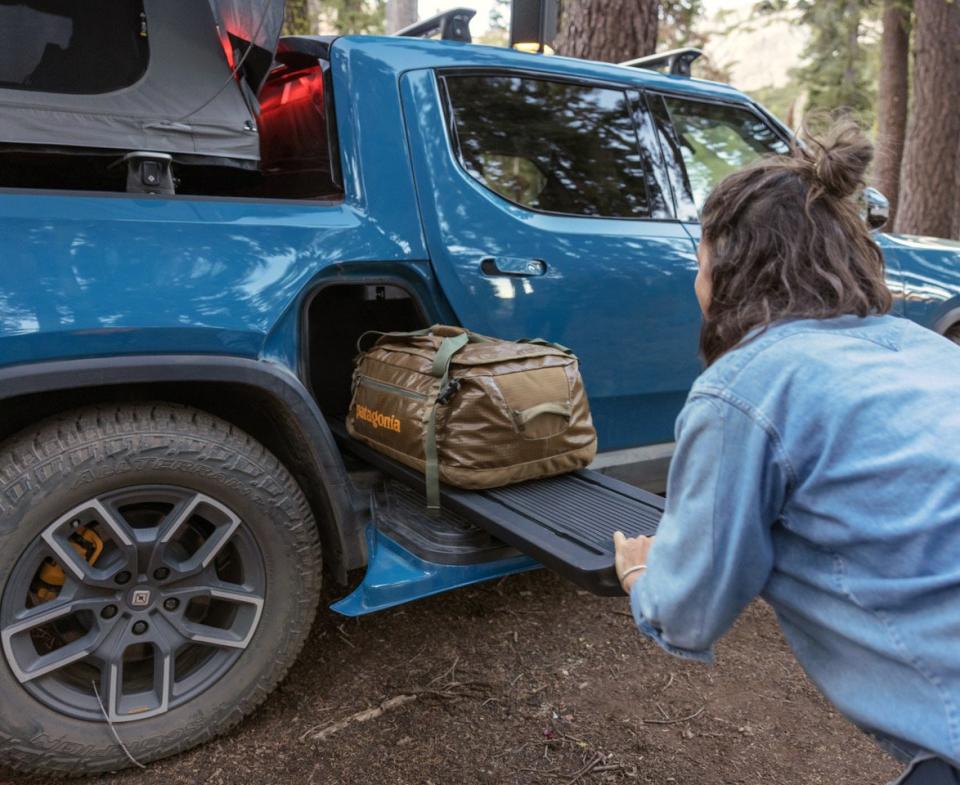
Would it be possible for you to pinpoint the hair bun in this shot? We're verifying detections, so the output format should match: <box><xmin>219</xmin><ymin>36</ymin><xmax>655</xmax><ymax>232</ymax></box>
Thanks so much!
<box><xmin>803</xmin><ymin>118</ymin><xmax>873</xmax><ymax>200</ymax></box>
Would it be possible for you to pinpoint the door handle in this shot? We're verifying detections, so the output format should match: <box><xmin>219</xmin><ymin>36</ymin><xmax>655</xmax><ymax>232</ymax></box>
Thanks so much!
<box><xmin>480</xmin><ymin>256</ymin><xmax>547</xmax><ymax>277</ymax></box>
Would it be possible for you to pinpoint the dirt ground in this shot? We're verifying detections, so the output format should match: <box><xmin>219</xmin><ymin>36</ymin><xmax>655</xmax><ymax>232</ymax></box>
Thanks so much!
<box><xmin>3</xmin><ymin>568</ymin><xmax>900</xmax><ymax>785</ymax></box>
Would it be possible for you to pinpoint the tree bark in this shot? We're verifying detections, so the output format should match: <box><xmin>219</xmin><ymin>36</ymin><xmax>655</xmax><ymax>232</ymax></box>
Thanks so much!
<box><xmin>283</xmin><ymin>0</ymin><xmax>323</xmax><ymax>34</ymax></box>
<box><xmin>896</xmin><ymin>0</ymin><xmax>960</xmax><ymax>238</ymax></box>
<box><xmin>556</xmin><ymin>0</ymin><xmax>659</xmax><ymax>63</ymax></box>
<box><xmin>386</xmin><ymin>0</ymin><xmax>418</xmax><ymax>33</ymax></box>
<box><xmin>841</xmin><ymin>0</ymin><xmax>861</xmax><ymax>99</ymax></box>
<box><xmin>873</xmin><ymin>0</ymin><xmax>910</xmax><ymax>227</ymax></box>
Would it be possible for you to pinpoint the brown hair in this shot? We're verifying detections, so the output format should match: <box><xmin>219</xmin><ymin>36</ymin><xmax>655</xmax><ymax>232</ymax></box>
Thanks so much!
<box><xmin>698</xmin><ymin>118</ymin><xmax>892</xmax><ymax>365</ymax></box>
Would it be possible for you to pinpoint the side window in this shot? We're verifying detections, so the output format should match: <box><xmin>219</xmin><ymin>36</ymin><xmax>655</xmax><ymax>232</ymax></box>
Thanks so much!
<box><xmin>653</xmin><ymin>95</ymin><xmax>789</xmax><ymax>218</ymax></box>
<box><xmin>442</xmin><ymin>74</ymin><xmax>668</xmax><ymax>219</ymax></box>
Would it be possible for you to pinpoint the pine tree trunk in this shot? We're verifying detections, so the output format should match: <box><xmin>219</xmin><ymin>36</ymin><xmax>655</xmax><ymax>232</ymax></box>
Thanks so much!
<box><xmin>896</xmin><ymin>0</ymin><xmax>960</xmax><ymax>238</ymax></box>
<box><xmin>283</xmin><ymin>0</ymin><xmax>322</xmax><ymax>34</ymax></box>
<box><xmin>873</xmin><ymin>0</ymin><xmax>910</xmax><ymax>227</ymax></box>
<box><xmin>283</xmin><ymin>0</ymin><xmax>310</xmax><ymax>35</ymax></box>
<box><xmin>841</xmin><ymin>0</ymin><xmax>861</xmax><ymax>99</ymax></box>
<box><xmin>386</xmin><ymin>0</ymin><xmax>417</xmax><ymax>33</ymax></box>
<box><xmin>308</xmin><ymin>0</ymin><xmax>322</xmax><ymax>32</ymax></box>
<box><xmin>956</xmin><ymin>140</ymin><xmax>960</xmax><ymax>239</ymax></box>
<box><xmin>556</xmin><ymin>0</ymin><xmax>659</xmax><ymax>62</ymax></box>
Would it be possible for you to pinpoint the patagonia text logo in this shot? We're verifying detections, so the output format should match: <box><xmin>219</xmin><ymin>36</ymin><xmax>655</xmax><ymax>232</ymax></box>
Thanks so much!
<box><xmin>356</xmin><ymin>404</ymin><xmax>401</xmax><ymax>433</ymax></box>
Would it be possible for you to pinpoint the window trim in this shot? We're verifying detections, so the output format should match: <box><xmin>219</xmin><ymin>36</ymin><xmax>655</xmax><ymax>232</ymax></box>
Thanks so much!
<box><xmin>436</xmin><ymin>68</ymin><xmax>676</xmax><ymax>222</ymax></box>
<box><xmin>643</xmin><ymin>90</ymin><xmax>793</xmax><ymax>223</ymax></box>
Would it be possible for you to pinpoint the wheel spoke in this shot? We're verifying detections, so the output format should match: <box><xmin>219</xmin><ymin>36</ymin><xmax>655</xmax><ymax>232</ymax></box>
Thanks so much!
<box><xmin>148</xmin><ymin>493</ymin><xmax>202</xmax><ymax>573</ymax></box>
<box><xmin>156</xmin><ymin>494</ymin><xmax>241</xmax><ymax>579</ymax></box>
<box><xmin>1</xmin><ymin>596</ymin><xmax>115</xmax><ymax>683</ymax></box>
<box><xmin>162</xmin><ymin>581</ymin><xmax>263</xmax><ymax>650</ymax></box>
<box><xmin>40</xmin><ymin>499</ymin><xmax>137</xmax><ymax>587</ymax></box>
<box><xmin>2</xmin><ymin>483</ymin><xmax>265</xmax><ymax>723</ymax></box>
<box><xmin>97</xmin><ymin>641</ymin><xmax>173</xmax><ymax>723</ymax></box>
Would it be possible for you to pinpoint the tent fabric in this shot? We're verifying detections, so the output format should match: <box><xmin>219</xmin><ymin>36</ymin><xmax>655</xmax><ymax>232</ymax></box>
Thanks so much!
<box><xmin>0</xmin><ymin>0</ymin><xmax>285</xmax><ymax>164</ymax></box>
<box><xmin>0</xmin><ymin>0</ymin><xmax>149</xmax><ymax>95</ymax></box>
<box><xmin>209</xmin><ymin>0</ymin><xmax>286</xmax><ymax>97</ymax></box>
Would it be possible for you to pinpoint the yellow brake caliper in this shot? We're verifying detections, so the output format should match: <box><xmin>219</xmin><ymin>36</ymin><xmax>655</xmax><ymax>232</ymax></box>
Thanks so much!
<box><xmin>34</xmin><ymin>527</ymin><xmax>105</xmax><ymax>603</ymax></box>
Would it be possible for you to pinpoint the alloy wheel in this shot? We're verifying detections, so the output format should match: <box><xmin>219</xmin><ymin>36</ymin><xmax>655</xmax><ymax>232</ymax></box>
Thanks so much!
<box><xmin>0</xmin><ymin>486</ymin><xmax>265</xmax><ymax>723</ymax></box>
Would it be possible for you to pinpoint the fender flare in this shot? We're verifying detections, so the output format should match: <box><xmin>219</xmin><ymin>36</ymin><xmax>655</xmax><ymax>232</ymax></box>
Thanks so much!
<box><xmin>933</xmin><ymin>305</ymin><xmax>960</xmax><ymax>336</ymax></box>
<box><xmin>0</xmin><ymin>354</ymin><xmax>364</xmax><ymax>581</ymax></box>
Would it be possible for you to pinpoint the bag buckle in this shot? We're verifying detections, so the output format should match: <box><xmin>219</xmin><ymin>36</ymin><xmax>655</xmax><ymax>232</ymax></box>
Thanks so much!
<box><xmin>437</xmin><ymin>378</ymin><xmax>462</xmax><ymax>405</ymax></box>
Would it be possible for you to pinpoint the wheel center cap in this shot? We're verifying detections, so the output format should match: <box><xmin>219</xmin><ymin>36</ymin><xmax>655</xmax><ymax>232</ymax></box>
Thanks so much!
<box><xmin>128</xmin><ymin>588</ymin><xmax>153</xmax><ymax>608</ymax></box>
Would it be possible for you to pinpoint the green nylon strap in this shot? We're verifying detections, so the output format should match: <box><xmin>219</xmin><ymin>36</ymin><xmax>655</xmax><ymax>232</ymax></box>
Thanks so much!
<box><xmin>518</xmin><ymin>337</ymin><xmax>573</xmax><ymax>354</ymax></box>
<box><xmin>429</xmin><ymin>332</ymin><xmax>470</xmax><ymax>377</ymax></box>
<box><xmin>424</xmin><ymin>332</ymin><xmax>470</xmax><ymax>511</ymax></box>
<box><xmin>512</xmin><ymin>400</ymin><xmax>572</xmax><ymax>428</ymax></box>
<box><xmin>355</xmin><ymin>326</ymin><xmax>434</xmax><ymax>354</ymax></box>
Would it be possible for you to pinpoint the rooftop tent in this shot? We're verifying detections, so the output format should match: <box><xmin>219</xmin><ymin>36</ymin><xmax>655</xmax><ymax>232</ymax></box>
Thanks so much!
<box><xmin>211</xmin><ymin>0</ymin><xmax>286</xmax><ymax>99</ymax></box>
<box><xmin>0</xmin><ymin>0</ymin><xmax>285</xmax><ymax>166</ymax></box>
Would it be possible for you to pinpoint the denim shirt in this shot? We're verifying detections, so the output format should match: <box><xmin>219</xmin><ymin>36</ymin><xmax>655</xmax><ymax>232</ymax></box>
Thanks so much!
<box><xmin>631</xmin><ymin>315</ymin><xmax>960</xmax><ymax>765</ymax></box>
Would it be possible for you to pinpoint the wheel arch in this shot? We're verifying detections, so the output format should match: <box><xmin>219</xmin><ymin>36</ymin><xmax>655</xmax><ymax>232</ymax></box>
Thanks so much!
<box><xmin>933</xmin><ymin>304</ymin><xmax>960</xmax><ymax>339</ymax></box>
<box><xmin>0</xmin><ymin>355</ymin><xmax>365</xmax><ymax>583</ymax></box>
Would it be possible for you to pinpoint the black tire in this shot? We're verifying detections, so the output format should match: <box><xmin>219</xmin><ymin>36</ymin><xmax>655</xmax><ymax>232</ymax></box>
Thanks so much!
<box><xmin>0</xmin><ymin>404</ymin><xmax>322</xmax><ymax>776</ymax></box>
<box><xmin>948</xmin><ymin>324</ymin><xmax>960</xmax><ymax>345</ymax></box>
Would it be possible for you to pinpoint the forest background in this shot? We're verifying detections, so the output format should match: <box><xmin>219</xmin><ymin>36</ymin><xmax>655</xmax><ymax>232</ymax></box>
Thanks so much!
<box><xmin>283</xmin><ymin>0</ymin><xmax>960</xmax><ymax>240</ymax></box>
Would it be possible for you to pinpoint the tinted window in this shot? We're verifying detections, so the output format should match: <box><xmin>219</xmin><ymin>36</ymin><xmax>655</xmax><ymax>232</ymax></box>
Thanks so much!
<box><xmin>0</xmin><ymin>1</ymin><xmax>148</xmax><ymax>94</ymax></box>
<box><xmin>661</xmin><ymin>97</ymin><xmax>789</xmax><ymax>214</ymax></box>
<box><xmin>443</xmin><ymin>74</ymin><xmax>663</xmax><ymax>219</ymax></box>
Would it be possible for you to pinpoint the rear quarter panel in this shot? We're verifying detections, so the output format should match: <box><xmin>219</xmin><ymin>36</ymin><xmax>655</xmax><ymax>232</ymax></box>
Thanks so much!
<box><xmin>0</xmin><ymin>192</ymin><xmax>416</xmax><ymax>371</ymax></box>
<box><xmin>0</xmin><ymin>38</ymin><xmax>441</xmax><ymax>374</ymax></box>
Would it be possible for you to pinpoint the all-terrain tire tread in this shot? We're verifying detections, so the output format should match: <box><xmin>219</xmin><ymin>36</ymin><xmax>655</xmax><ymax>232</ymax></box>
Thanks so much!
<box><xmin>0</xmin><ymin>403</ymin><xmax>323</xmax><ymax>777</ymax></box>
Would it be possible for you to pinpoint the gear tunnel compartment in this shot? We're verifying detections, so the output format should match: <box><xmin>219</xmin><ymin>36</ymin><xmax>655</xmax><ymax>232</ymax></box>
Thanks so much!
<box><xmin>330</xmin><ymin>421</ymin><xmax>664</xmax><ymax>598</ymax></box>
<box><xmin>304</xmin><ymin>282</ymin><xmax>664</xmax><ymax>604</ymax></box>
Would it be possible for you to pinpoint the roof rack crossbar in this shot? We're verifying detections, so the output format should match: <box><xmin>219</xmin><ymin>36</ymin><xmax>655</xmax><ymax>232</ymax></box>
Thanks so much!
<box><xmin>395</xmin><ymin>8</ymin><xmax>476</xmax><ymax>43</ymax></box>
<box><xmin>620</xmin><ymin>47</ymin><xmax>703</xmax><ymax>77</ymax></box>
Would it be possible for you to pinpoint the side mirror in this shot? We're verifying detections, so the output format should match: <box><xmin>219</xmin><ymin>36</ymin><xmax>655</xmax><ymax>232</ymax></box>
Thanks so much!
<box><xmin>863</xmin><ymin>186</ymin><xmax>890</xmax><ymax>231</ymax></box>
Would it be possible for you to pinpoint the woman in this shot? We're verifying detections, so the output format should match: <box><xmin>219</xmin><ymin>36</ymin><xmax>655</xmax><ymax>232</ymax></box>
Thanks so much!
<box><xmin>613</xmin><ymin>120</ymin><xmax>960</xmax><ymax>784</ymax></box>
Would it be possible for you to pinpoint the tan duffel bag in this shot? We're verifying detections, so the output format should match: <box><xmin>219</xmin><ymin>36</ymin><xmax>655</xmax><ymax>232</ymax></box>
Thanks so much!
<box><xmin>346</xmin><ymin>325</ymin><xmax>597</xmax><ymax>509</ymax></box>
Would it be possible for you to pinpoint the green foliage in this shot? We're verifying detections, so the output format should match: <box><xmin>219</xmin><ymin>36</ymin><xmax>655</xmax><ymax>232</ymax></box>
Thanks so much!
<box><xmin>748</xmin><ymin>83</ymin><xmax>802</xmax><ymax>125</ymax></box>
<box><xmin>477</xmin><ymin>0</ymin><xmax>510</xmax><ymax>46</ymax></box>
<box><xmin>658</xmin><ymin>0</ymin><xmax>732</xmax><ymax>82</ymax></box>
<box><xmin>283</xmin><ymin>0</ymin><xmax>312</xmax><ymax>35</ymax></box>
<box><xmin>283</xmin><ymin>0</ymin><xmax>385</xmax><ymax>35</ymax></box>
<box><xmin>488</xmin><ymin>0</ymin><xmax>510</xmax><ymax>32</ymax></box>
<box><xmin>659</xmin><ymin>0</ymin><xmax>705</xmax><ymax>48</ymax></box>
<box><xmin>793</xmin><ymin>0</ymin><xmax>878</xmax><ymax>127</ymax></box>
<box><xmin>330</xmin><ymin>0</ymin><xmax>386</xmax><ymax>34</ymax></box>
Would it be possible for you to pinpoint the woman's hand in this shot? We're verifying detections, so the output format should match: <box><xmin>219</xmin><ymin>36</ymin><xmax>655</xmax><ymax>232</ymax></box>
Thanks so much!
<box><xmin>613</xmin><ymin>531</ymin><xmax>655</xmax><ymax>593</ymax></box>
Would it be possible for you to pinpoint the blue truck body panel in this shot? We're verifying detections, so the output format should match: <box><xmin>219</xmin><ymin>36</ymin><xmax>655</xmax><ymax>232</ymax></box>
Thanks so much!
<box><xmin>0</xmin><ymin>35</ymin><xmax>958</xmax><ymax>576</ymax></box>
<box><xmin>8</xmin><ymin>30</ymin><xmax>960</xmax><ymax>774</ymax></box>
<box><xmin>885</xmin><ymin>234</ymin><xmax>960</xmax><ymax>330</ymax></box>
<box><xmin>331</xmin><ymin>524</ymin><xmax>539</xmax><ymax>616</ymax></box>
<box><xmin>401</xmin><ymin>68</ymin><xmax>701</xmax><ymax>449</ymax></box>
<box><xmin>0</xmin><ymin>194</ymin><xmax>424</xmax><ymax>372</ymax></box>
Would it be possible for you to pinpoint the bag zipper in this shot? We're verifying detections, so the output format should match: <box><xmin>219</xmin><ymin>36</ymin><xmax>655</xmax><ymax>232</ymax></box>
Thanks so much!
<box><xmin>357</xmin><ymin>374</ymin><xmax>429</xmax><ymax>400</ymax></box>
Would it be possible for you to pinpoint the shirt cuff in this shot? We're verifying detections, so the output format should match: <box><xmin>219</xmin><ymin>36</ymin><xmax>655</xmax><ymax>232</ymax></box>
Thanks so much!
<box><xmin>629</xmin><ymin>576</ymin><xmax>715</xmax><ymax>664</ymax></box>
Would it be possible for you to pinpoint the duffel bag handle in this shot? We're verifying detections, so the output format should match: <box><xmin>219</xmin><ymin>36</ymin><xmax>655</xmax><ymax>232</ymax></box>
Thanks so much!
<box><xmin>518</xmin><ymin>337</ymin><xmax>573</xmax><ymax>354</ymax></box>
<box><xmin>512</xmin><ymin>401</ymin><xmax>573</xmax><ymax>429</ymax></box>
<box><xmin>356</xmin><ymin>324</ymin><xmax>491</xmax><ymax>354</ymax></box>
<box><xmin>431</xmin><ymin>325</ymin><xmax>466</xmax><ymax>337</ymax></box>
<box><xmin>432</xmin><ymin>325</ymin><xmax>495</xmax><ymax>343</ymax></box>
<box><xmin>355</xmin><ymin>326</ymin><xmax>433</xmax><ymax>353</ymax></box>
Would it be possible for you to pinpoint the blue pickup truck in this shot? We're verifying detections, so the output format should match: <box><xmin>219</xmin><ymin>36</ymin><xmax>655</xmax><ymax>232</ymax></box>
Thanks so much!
<box><xmin>1</xmin><ymin>1</ymin><xmax>959</xmax><ymax>775</ymax></box>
